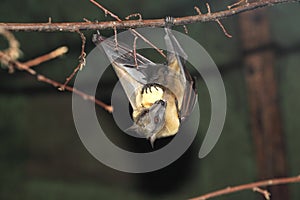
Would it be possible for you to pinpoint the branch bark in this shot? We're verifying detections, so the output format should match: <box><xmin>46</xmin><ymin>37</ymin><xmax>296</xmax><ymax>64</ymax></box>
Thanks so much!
<box><xmin>0</xmin><ymin>0</ymin><xmax>298</xmax><ymax>32</ymax></box>
<box><xmin>190</xmin><ymin>175</ymin><xmax>300</xmax><ymax>200</ymax></box>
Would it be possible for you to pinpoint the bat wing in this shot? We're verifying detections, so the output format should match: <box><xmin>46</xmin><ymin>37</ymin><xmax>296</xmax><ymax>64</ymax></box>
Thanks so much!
<box><xmin>93</xmin><ymin>34</ymin><xmax>156</xmax><ymax>110</ymax></box>
<box><xmin>164</xmin><ymin>28</ymin><xmax>197</xmax><ymax>120</ymax></box>
<box><xmin>180</xmin><ymin>69</ymin><xmax>197</xmax><ymax>121</ymax></box>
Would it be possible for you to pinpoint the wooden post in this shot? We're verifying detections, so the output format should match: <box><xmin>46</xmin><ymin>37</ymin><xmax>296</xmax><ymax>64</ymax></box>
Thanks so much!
<box><xmin>238</xmin><ymin>7</ymin><xmax>289</xmax><ymax>200</ymax></box>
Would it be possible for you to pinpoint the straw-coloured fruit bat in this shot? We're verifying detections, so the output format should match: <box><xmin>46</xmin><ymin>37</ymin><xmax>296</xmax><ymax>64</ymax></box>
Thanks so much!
<box><xmin>93</xmin><ymin>20</ymin><xmax>197</xmax><ymax>146</ymax></box>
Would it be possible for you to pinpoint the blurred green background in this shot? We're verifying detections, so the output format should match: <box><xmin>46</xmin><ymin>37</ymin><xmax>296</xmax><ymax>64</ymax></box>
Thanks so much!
<box><xmin>0</xmin><ymin>0</ymin><xmax>300</xmax><ymax>199</ymax></box>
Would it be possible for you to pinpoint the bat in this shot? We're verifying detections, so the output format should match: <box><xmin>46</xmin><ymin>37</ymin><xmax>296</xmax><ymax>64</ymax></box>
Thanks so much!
<box><xmin>93</xmin><ymin>22</ymin><xmax>197</xmax><ymax>147</ymax></box>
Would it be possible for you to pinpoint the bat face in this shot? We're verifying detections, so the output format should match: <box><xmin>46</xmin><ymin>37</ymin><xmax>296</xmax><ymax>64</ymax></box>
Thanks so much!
<box><xmin>93</xmin><ymin>28</ymin><xmax>197</xmax><ymax>146</ymax></box>
<box><xmin>127</xmin><ymin>100</ymin><xmax>167</xmax><ymax>141</ymax></box>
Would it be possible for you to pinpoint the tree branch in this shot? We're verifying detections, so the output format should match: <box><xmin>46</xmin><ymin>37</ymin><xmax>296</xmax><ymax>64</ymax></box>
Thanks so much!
<box><xmin>190</xmin><ymin>175</ymin><xmax>300</xmax><ymax>200</ymax></box>
<box><xmin>0</xmin><ymin>0</ymin><xmax>298</xmax><ymax>32</ymax></box>
<box><xmin>0</xmin><ymin>49</ymin><xmax>113</xmax><ymax>113</ymax></box>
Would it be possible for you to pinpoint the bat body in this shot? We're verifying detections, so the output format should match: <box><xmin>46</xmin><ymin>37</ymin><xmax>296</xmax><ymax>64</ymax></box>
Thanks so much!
<box><xmin>93</xmin><ymin>25</ymin><xmax>197</xmax><ymax>146</ymax></box>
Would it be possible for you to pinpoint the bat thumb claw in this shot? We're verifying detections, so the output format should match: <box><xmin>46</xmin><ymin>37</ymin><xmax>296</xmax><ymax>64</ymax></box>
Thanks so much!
<box><xmin>149</xmin><ymin>134</ymin><xmax>156</xmax><ymax>148</ymax></box>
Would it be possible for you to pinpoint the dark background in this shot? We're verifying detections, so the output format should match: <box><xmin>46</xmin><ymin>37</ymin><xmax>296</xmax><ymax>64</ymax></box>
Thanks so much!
<box><xmin>0</xmin><ymin>0</ymin><xmax>300</xmax><ymax>199</ymax></box>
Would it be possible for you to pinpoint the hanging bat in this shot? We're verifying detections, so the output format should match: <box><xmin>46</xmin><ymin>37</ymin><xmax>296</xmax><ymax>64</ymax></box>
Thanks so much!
<box><xmin>93</xmin><ymin>21</ymin><xmax>197</xmax><ymax>146</ymax></box>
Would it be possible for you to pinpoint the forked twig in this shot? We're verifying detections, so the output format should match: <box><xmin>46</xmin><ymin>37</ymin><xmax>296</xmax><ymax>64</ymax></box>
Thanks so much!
<box><xmin>253</xmin><ymin>187</ymin><xmax>271</xmax><ymax>200</ymax></box>
<box><xmin>206</xmin><ymin>3</ymin><xmax>232</xmax><ymax>38</ymax></box>
<box><xmin>90</xmin><ymin>0</ymin><xmax>166</xmax><ymax>58</ymax></box>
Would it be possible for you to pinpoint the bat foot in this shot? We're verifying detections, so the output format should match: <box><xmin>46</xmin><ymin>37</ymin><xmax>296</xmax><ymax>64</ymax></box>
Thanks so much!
<box><xmin>141</xmin><ymin>83</ymin><xmax>163</xmax><ymax>94</ymax></box>
<box><xmin>165</xmin><ymin>16</ymin><xmax>175</xmax><ymax>28</ymax></box>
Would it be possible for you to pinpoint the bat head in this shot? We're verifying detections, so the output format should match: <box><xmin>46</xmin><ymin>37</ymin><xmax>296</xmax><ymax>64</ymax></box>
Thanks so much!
<box><xmin>126</xmin><ymin>100</ymin><xmax>167</xmax><ymax>146</ymax></box>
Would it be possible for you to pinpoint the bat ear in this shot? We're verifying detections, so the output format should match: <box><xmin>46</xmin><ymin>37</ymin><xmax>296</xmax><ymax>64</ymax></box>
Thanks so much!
<box><xmin>125</xmin><ymin>124</ymin><xmax>157</xmax><ymax>148</ymax></box>
<box><xmin>125</xmin><ymin>123</ymin><xmax>140</xmax><ymax>134</ymax></box>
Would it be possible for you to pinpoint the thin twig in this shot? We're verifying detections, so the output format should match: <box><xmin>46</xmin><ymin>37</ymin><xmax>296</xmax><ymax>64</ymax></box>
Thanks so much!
<box><xmin>89</xmin><ymin>0</ymin><xmax>122</xmax><ymax>21</ymax></box>
<box><xmin>133</xmin><ymin>34</ymin><xmax>138</xmax><ymax>67</ymax></box>
<box><xmin>194</xmin><ymin>6</ymin><xmax>202</xmax><ymax>15</ymax></box>
<box><xmin>206</xmin><ymin>3</ymin><xmax>211</xmax><ymax>15</ymax></box>
<box><xmin>60</xmin><ymin>30</ymin><xmax>86</xmax><ymax>91</ymax></box>
<box><xmin>130</xmin><ymin>29</ymin><xmax>166</xmax><ymax>58</ymax></box>
<box><xmin>59</xmin><ymin>62</ymin><xmax>81</xmax><ymax>91</ymax></box>
<box><xmin>0</xmin><ymin>52</ymin><xmax>35</xmax><ymax>75</ymax></box>
<box><xmin>125</xmin><ymin>13</ymin><xmax>142</xmax><ymax>20</ymax></box>
<box><xmin>37</xmin><ymin>74</ymin><xmax>113</xmax><ymax>113</ymax></box>
<box><xmin>215</xmin><ymin>19</ymin><xmax>232</xmax><ymax>38</ymax></box>
<box><xmin>23</xmin><ymin>46</ymin><xmax>68</xmax><ymax>67</ymax></box>
<box><xmin>83</xmin><ymin>18</ymin><xmax>92</xmax><ymax>23</ymax></box>
<box><xmin>228</xmin><ymin>0</ymin><xmax>249</xmax><ymax>9</ymax></box>
<box><xmin>190</xmin><ymin>175</ymin><xmax>300</xmax><ymax>200</ymax></box>
<box><xmin>253</xmin><ymin>187</ymin><xmax>271</xmax><ymax>200</ymax></box>
<box><xmin>76</xmin><ymin>29</ymin><xmax>87</xmax><ymax>70</ymax></box>
<box><xmin>205</xmin><ymin>3</ymin><xmax>232</xmax><ymax>38</ymax></box>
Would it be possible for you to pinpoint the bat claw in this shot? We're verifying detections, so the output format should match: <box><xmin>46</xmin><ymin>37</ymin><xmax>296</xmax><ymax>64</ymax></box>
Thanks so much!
<box><xmin>165</xmin><ymin>16</ymin><xmax>175</xmax><ymax>28</ymax></box>
<box><xmin>149</xmin><ymin>134</ymin><xmax>156</xmax><ymax>148</ymax></box>
<box><xmin>142</xmin><ymin>83</ymin><xmax>160</xmax><ymax>95</ymax></box>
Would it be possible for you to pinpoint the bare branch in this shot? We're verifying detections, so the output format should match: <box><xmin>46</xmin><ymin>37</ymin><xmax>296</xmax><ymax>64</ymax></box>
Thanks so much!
<box><xmin>37</xmin><ymin>74</ymin><xmax>113</xmax><ymax>113</ymax></box>
<box><xmin>190</xmin><ymin>175</ymin><xmax>300</xmax><ymax>200</ymax></box>
<box><xmin>0</xmin><ymin>48</ymin><xmax>112</xmax><ymax>113</ymax></box>
<box><xmin>0</xmin><ymin>0</ymin><xmax>298</xmax><ymax>32</ymax></box>
<box><xmin>23</xmin><ymin>46</ymin><xmax>68</xmax><ymax>67</ymax></box>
